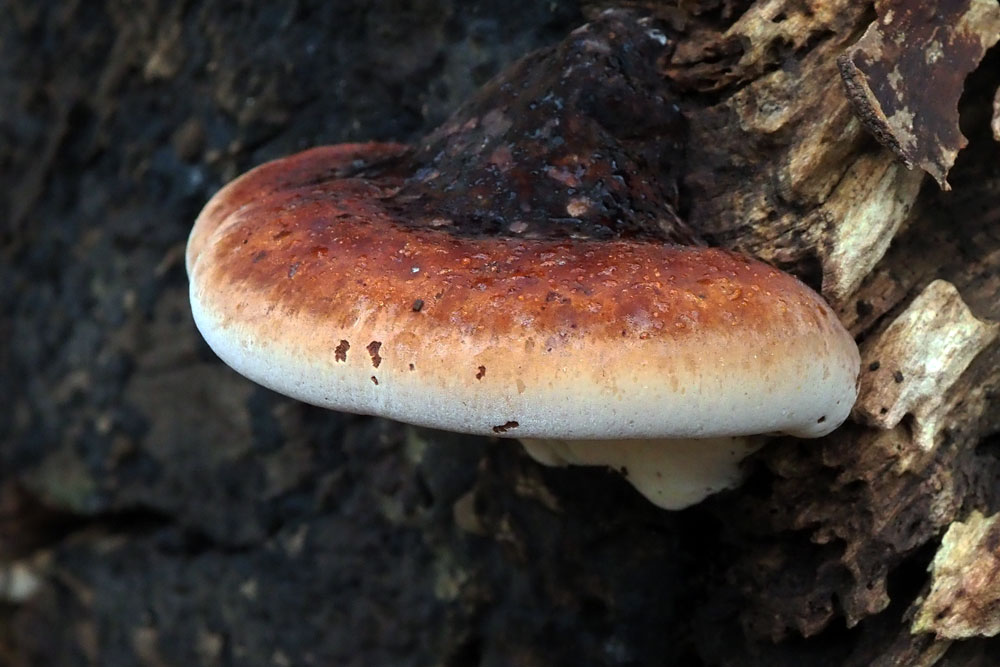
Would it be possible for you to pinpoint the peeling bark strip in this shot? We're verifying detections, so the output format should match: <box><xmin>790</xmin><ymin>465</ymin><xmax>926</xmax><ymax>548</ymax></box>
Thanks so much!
<box><xmin>914</xmin><ymin>511</ymin><xmax>1000</xmax><ymax>639</ymax></box>
<box><xmin>837</xmin><ymin>0</ymin><xmax>1000</xmax><ymax>189</ymax></box>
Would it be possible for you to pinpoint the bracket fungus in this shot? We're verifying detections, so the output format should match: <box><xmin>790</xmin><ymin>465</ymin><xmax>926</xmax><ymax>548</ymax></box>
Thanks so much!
<box><xmin>186</xmin><ymin>11</ymin><xmax>860</xmax><ymax>509</ymax></box>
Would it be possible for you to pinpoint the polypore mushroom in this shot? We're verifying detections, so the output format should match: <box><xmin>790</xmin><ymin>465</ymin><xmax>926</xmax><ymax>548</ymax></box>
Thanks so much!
<box><xmin>186</xmin><ymin>11</ymin><xmax>860</xmax><ymax>509</ymax></box>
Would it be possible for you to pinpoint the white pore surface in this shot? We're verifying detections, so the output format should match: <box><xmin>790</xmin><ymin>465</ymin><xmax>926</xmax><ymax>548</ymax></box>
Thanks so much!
<box><xmin>520</xmin><ymin>437</ymin><xmax>761</xmax><ymax>509</ymax></box>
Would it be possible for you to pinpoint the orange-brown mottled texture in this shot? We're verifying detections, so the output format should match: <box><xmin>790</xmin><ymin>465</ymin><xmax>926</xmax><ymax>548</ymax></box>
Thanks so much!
<box><xmin>188</xmin><ymin>144</ymin><xmax>840</xmax><ymax>349</ymax></box>
<box><xmin>189</xmin><ymin>143</ymin><xmax>859</xmax><ymax>441</ymax></box>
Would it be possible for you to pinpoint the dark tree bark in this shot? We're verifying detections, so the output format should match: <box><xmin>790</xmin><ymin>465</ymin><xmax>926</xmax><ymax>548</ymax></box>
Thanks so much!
<box><xmin>2</xmin><ymin>1</ymin><xmax>999</xmax><ymax>666</ymax></box>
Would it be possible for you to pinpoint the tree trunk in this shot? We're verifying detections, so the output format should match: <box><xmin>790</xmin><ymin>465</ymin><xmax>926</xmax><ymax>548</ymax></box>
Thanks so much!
<box><xmin>2</xmin><ymin>1</ymin><xmax>999</xmax><ymax>665</ymax></box>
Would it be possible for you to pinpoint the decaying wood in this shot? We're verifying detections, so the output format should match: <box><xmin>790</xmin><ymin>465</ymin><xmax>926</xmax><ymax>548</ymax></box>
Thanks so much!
<box><xmin>853</xmin><ymin>280</ymin><xmax>999</xmax><ymax>450</ymax></box>
<box><xmin>914</xmin><ymin>511</ymin><xmax>1000</xmax><ymax>639</ymax></box>
<box><xmin>664</xmin><ymin>0</ymin><xmax>928</xmax><ymax>304</ymax></box>
<box><xmin>3</xmin><ymin>1</ymin><xmax>1000</xmax><ymax>665</ymax></box>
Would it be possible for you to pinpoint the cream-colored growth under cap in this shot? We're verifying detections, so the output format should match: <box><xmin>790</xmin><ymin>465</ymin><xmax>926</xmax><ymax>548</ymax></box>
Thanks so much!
<box><xmin>187</xmin><ymin>144</ymin><xmax>861</xmax><ymax>442</ymax></box>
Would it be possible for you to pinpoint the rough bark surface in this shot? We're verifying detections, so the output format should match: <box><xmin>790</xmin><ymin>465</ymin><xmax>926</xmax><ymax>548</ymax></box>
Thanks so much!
<box><xmin>838</xmin><ymin>0</ymin><xmax>1000</xmax><ymax>189</ymax></box>
<box><xmin>2</xmin><ymin>1</ymin><xmax>999</xmax><ymax>666</ymax></box>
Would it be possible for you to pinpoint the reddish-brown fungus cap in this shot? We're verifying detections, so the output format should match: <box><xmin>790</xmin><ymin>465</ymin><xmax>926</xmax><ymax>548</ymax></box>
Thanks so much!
<box><xmin>187</xmin><ymin>142</ymin><xmax>858</xmax><ymax>440</ymax></box>
<box><xmin>186</xmin><ymin>11</ymin><xmax>860</xmax><ymax>442</ymax></box>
